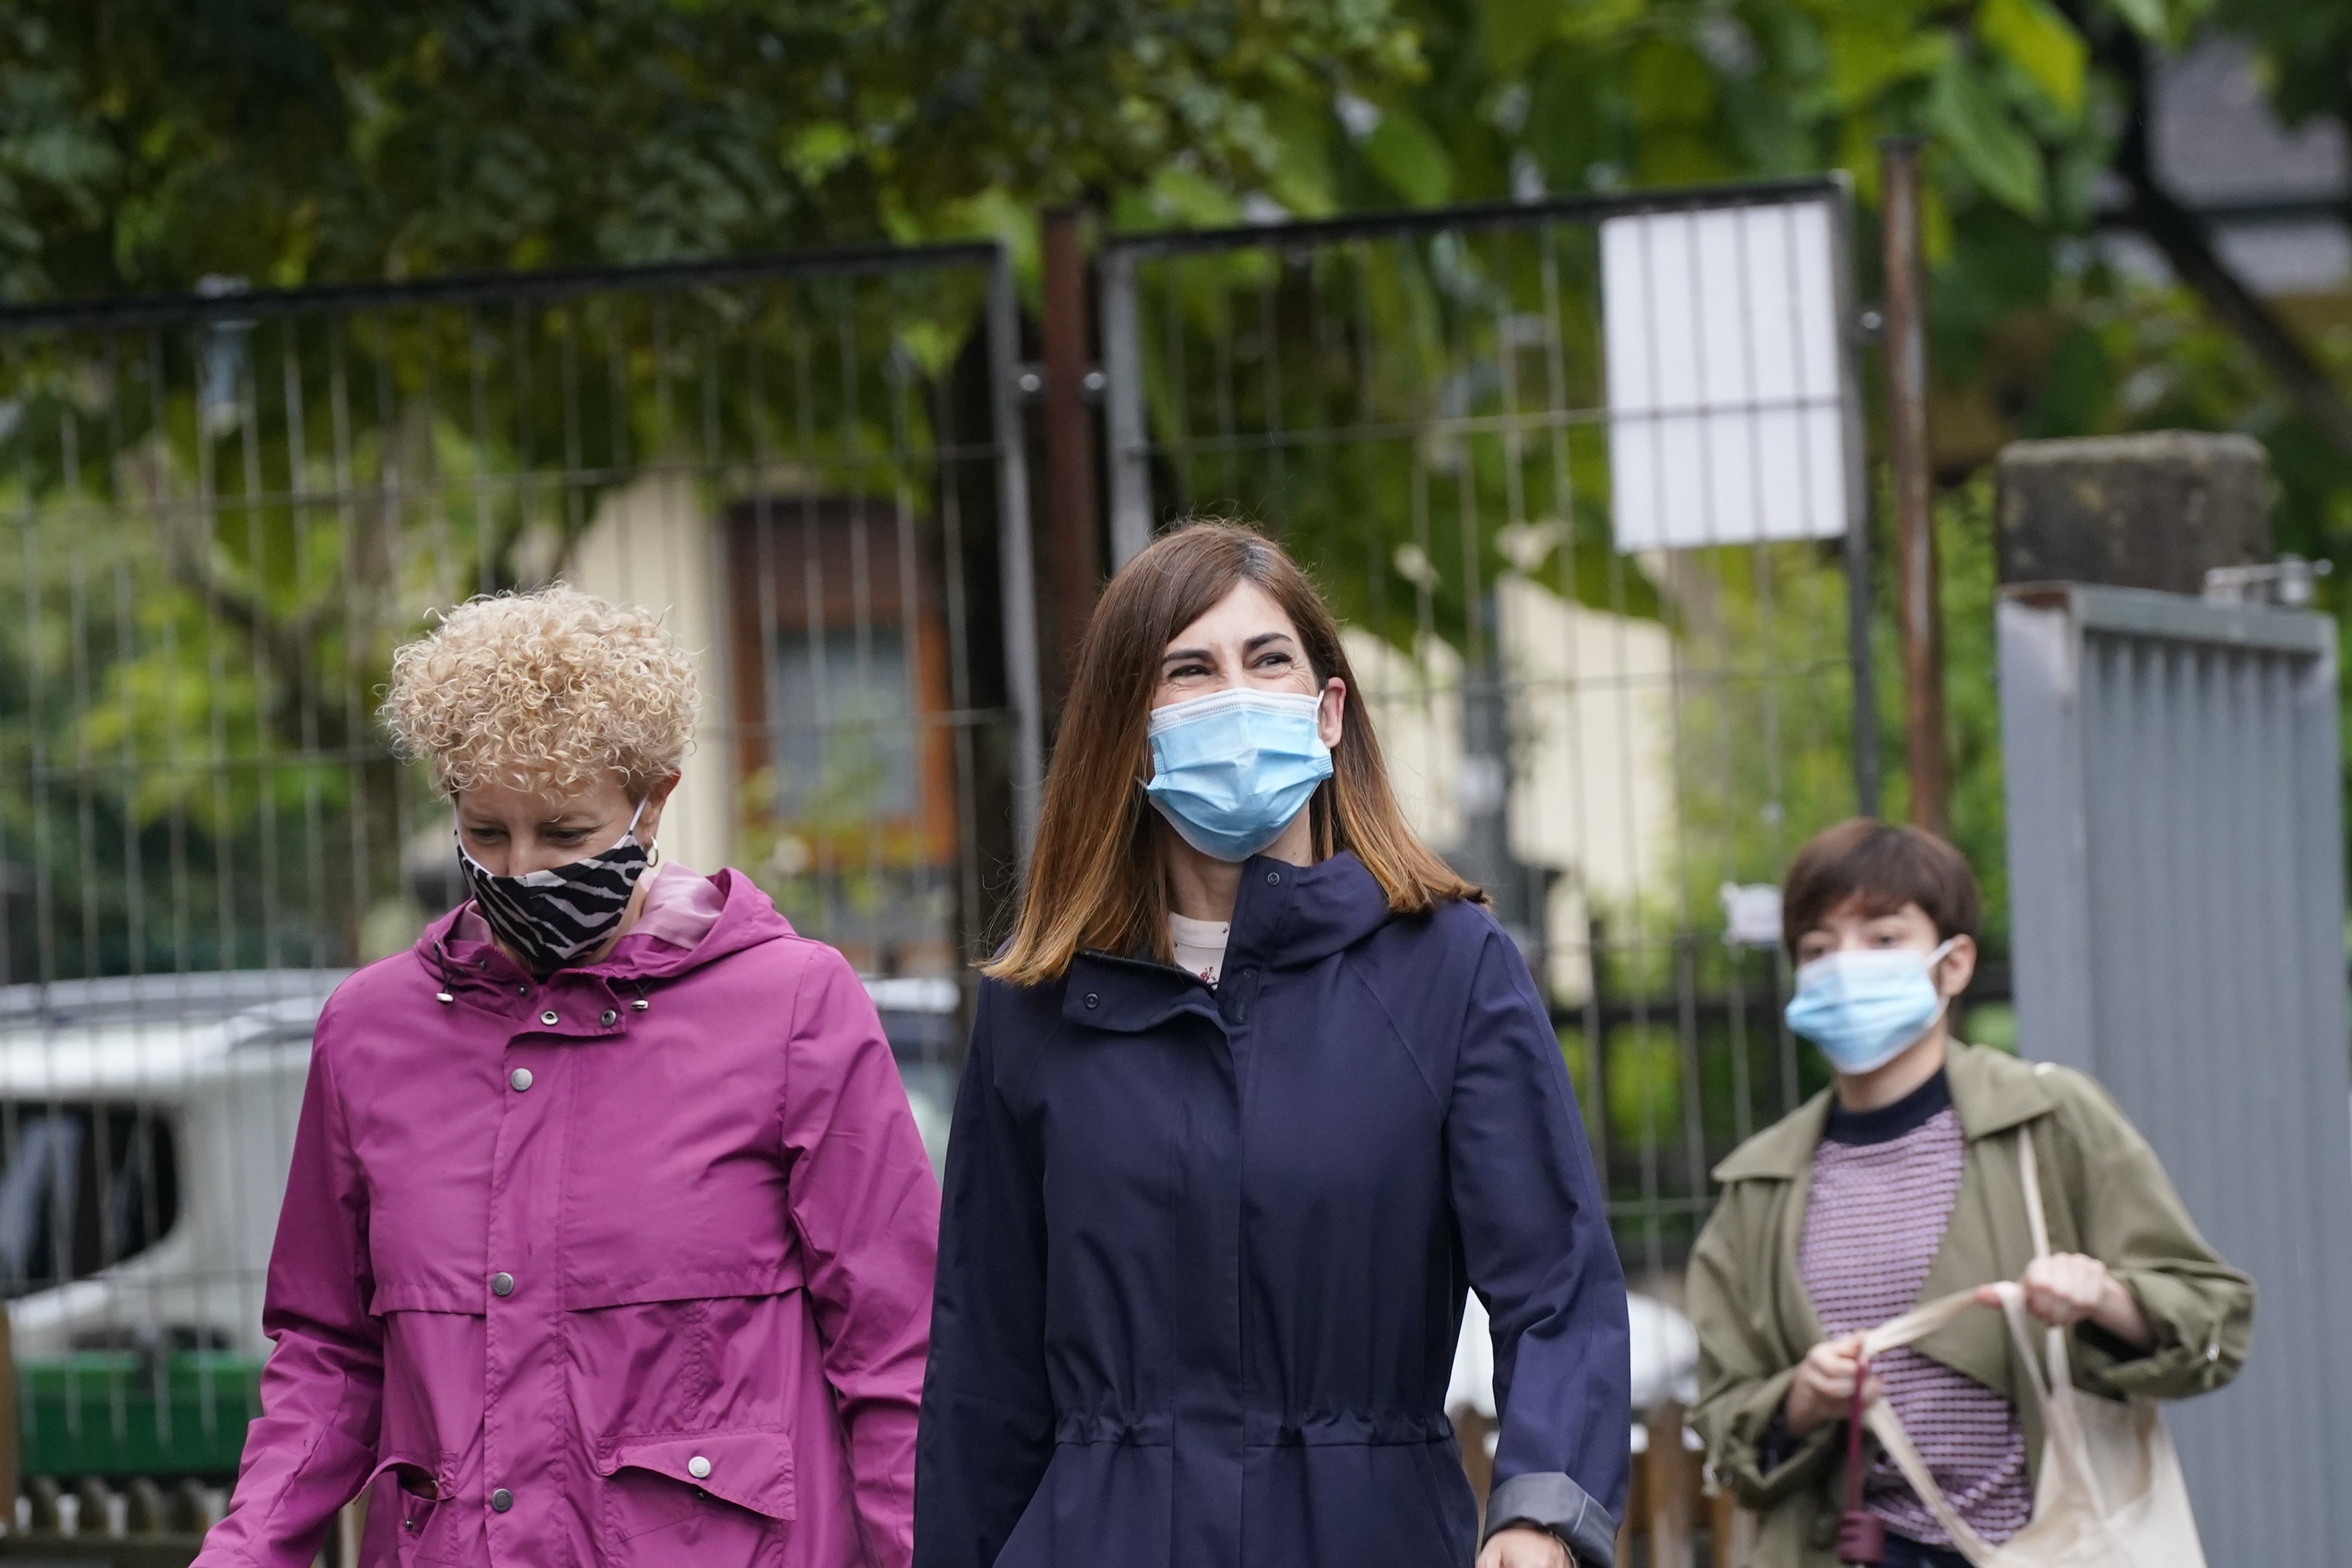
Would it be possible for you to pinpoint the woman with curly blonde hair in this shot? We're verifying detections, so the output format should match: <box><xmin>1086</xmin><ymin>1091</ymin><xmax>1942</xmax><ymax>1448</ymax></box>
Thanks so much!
<box><xmin>195</xmin><ymin>584</ymin><xmax>939</xmax><ymax>1568</ymax></box>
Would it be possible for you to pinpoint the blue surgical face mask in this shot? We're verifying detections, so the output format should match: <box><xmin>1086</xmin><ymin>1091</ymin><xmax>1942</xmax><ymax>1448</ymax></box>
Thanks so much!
<box><xmin>1143</xmin><ymin>688</ymin><xmax>1334</xmax><ymax>862</ymax></box>
<box><xmin>1784</xmin><ymin>939</ymin><xmax>1956</xmax><ymax>1076</ymax></box>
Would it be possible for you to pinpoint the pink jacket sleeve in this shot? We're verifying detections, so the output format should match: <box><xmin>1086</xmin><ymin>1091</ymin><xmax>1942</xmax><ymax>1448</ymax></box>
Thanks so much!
<box><xmin>779</xmin><ymin>947</ymin><xmax>942</xmax><ymax>1568</ymax></box>
<box><xmin>195</xmin><ymin>1026</ymin><xmax>384</xmax><ymax>1567</ymax></box>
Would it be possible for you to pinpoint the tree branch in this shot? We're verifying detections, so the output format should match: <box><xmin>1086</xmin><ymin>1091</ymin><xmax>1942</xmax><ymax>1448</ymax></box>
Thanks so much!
<box><xmin>2338</xmin><ymin>47</ymin><xmax>2352</xmax><ymax>243</ymax></box>
<box><xmin>2099</xmin><ymin>20</ymin><xmax>2352</xmax><ymax>461</ymax></box>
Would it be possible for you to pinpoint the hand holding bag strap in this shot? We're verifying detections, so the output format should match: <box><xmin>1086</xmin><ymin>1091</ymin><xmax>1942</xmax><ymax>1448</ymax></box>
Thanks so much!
<box><xmin>1863</xmin><ymin>1118</ymin><xmax>2203</xmax><ymax>1567</ymax></box>
<box><xmin>2008</xmin><ymin>1127</ymin><xmax>2117</xmax><ymax>1518</ymax></box>
<box><xmin>1989</xmin><ymin>1282</ymin><xmax>2057</xmax><ymax>1407</ymax></box>
<box><xmin>1860</xmin><ymin>1128</ymin><xmax>2057</xmax><ymax>1362</ymax></box>
<box><xmin>1838</xmin><ymin>1359</ymin><xmax>1888</xmax><ymax>1563</ymax></box>
<box><xmin>1861</xmin><ymin>1397</ymin><xmax>2005</xmax><ymax>1567</ymax></box>
<box><xmin>1858</xmin><ymin>1288</ymin><xmax>1980</xmax><ymax>1359</ymax></box>
<box><xmin>1841</xmin><ymin>1127</ymin><xmax>2071</xmax><ymax>1568</ymax></box>
<box><xmin>1848</xmin><ymin>1286</ymin><xmax>2020</xmax><ymax>1566</ymax></box>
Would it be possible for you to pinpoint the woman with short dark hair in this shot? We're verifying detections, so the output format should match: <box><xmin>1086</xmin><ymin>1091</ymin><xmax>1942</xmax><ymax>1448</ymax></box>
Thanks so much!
<box><xmin>1688</xmin><ymin>819</ymin><xmax>2252</xmax><ymax>1567</ymax></box>
<box><xmin>915</xmin><ymin>522</ymin><xmax>1628</xmax><ymax>1568</ymax></box>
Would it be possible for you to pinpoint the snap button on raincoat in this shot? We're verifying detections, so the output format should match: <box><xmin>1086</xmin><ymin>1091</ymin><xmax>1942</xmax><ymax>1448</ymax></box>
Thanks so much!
<box><xmin>915</xmin><ymin>853</ymin><xmax>1630</xmax><ymax>1568</ymax></box>
<box><xmin>196</xmin><ymin>869</ymin><xmax>939</xmax><ymax>1568</ymax></box>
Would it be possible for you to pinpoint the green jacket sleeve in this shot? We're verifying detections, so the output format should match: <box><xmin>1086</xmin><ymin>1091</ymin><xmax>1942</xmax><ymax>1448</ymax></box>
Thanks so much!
<box><xmin>1688</xmin><ymin>1191</ymin><xmax>1836</xmax><ymax>1508</ymax></box>
<box><xmin>2044</xmin><ymin>1068</ymin><xmax>2254</xmax><ymax>1401</ymax></box>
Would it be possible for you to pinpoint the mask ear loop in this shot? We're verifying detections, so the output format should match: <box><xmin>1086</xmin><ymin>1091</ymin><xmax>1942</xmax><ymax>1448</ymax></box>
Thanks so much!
<box><xmin>1919</xmin><ymin>936</ymin><xmax>1961</xmax><ymax>1037</ymax></box>
<box><xmin>624</xmin><ymin>795</ymin><xmax>660</xmax><ymax>868</ymax></box>
<box><xmin>599</xmin><ymin>799</ymin><xmax>659</xmax><ymax>957</ymax></box>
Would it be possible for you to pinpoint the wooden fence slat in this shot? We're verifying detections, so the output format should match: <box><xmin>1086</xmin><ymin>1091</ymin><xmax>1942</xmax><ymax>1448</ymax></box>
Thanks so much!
<box><xmin>1646</xmin><ymin>1401</ymin><xmax>1698</xmax><ymax>1567</ymax></box>
<box><xmin>1454</xmin><ymin>1399</ymin><xmax>1760</xmax><ymax>1566</ymax></box>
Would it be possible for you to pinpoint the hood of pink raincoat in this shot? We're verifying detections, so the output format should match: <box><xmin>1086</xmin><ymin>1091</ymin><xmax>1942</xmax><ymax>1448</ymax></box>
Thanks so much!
<box><xmin>192</xmin><ymin>863</ymin><xmax>938</xmax><ymax>1568</ymax></box>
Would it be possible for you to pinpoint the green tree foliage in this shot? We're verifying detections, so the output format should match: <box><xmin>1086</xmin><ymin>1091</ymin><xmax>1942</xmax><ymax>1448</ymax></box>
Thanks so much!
<box><xmin>2</xmin><ymin>0</ymin><xmax>2347</xmax><ymax>989</ymax></box>
<box><xmin>0</xmin><ymin>0</ymin><xmax>1418</xmax><ymax>296</ymax></box>
<box><xmin>1251</xmin><ymin>0</ymin><xmax>2348</xmax><ymax>949</ymax></box>
<box><xmin>0</xmin><ymin>4</ymin><xmax>1431</xmax><ymax>983</ymax></box>
<box><xmin>0</xmin><ymin>256</ymin><xmax>1022</xmax><ymax>977</ymax></box>
<box><xmin>2207</xmin><ymin>0</ymin><xmax>2351</xmax><ymax>146</ymax></box>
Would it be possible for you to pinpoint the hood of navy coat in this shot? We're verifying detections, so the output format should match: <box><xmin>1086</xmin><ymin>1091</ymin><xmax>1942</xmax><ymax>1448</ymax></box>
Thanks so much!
<box><xmin>416</xmin><ymin>866</ymin><xmax>795</xmax><ymax>1006</ymax></box>
<box><xmin>1064</xmin><ymin>851</ymin><xmax>1404</xmax><ymax>1033</ymax></box>
<box><xmin>1251</xmin><ymin>849</ymin><xmax>1401</xmax><ymax>967</ymax></box>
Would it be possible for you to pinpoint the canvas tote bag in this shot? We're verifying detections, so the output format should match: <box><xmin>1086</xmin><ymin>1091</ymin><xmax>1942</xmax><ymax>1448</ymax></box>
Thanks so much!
<box><xmin>1849</xmin><ymin>1130</ymin><xmax>2206</xmax><ymax>1568</ymax></box>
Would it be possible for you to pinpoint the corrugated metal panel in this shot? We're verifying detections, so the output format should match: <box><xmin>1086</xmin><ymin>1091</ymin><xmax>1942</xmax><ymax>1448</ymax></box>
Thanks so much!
<box><xmin>1999</xmin><ymin>583</ymin><xmax>2352</xmax><ymax>1559</ymax></box>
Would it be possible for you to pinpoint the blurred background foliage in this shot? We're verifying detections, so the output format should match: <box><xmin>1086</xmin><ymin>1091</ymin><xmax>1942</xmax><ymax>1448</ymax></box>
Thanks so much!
<box><xmin>1</xmin><ymin>0</ymin><xmax>2347</xmax><ymax>954</ymax></box>
<box><xmin>0</xmin><ymin>265</ymin><xmax>987</xmax><ymax>976</ymax></box>
<box><xmin>0</xmin><ymin>0</ymin><xmax>2339</xmax><ymax>1254</ymax></box>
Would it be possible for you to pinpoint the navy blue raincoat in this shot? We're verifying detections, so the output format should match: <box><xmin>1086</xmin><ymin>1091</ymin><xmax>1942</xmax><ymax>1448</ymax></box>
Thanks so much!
<box><xmin>915</xmin><ymin>852</ymin><xmax>1629</xmax><ymax>1568</ymax></box>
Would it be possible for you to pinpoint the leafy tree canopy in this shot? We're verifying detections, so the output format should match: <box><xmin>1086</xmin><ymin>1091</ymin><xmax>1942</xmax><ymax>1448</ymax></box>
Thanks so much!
<box><xmin>0</xmin><ymin>0</ymin><xmax>1418</xmax><ymax>295</ymax></box>
<box><xmin>2208</xmin><ymin>0</ymin><xmax>2351</xmax><ymax>135</ymax></box>
<box><xmin>1</xmin><ymin>0</ymin><xmax>2347</xmax><ymax>978</ymax></box>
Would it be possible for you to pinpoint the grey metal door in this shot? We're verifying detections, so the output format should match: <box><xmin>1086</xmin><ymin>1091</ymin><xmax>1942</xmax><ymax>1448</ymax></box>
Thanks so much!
<box><xmin>1999</xmin><ymin>582</ymin><xmax>2352</xmax><ymax>1559</ymax></box>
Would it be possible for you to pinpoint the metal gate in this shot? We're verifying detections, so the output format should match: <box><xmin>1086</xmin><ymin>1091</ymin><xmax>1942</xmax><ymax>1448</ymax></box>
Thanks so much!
<box><xmin>1097</xmin><ymin>180</ymin><xmax>1885</xmax><ymax>1284</ymax></box>
<box><xmin>1999</xmin><ymin>583</ymin><xmax>2352</xmax><ymax>1560</ymax></box>
<box><xmin>0</xmin><ymin>177</ymin><xmax>1921</xmax><ymax>1529</ymax></box>
<box><xmin>0</xmin><ymin>243</ymin><xmax>1039</xmax><ymax>1499</ymax></box>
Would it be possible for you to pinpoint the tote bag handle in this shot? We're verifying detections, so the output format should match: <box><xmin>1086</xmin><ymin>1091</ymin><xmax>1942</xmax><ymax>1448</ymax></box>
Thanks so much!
<box><xmin>1849</xmin><ymin>1128</ymin><xmax>2086</xmax><ymax>1567</ymax></box>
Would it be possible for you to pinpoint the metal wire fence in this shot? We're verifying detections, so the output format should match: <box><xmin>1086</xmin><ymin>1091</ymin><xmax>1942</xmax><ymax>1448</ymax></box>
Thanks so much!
<box><xmin>0</xmin><ymin>182</ymin><xmax>2023</xmax><ymax>1549</ymax></box>
<box><xmin>1097</xmin><ymin>180</ymin><xmax>1917</xmax><ymax>1285</ymax></box>
<box><xmin>0</xmin><ymin>243</ymin><xmax>1039</xmax><ymax>1502</ymax></box>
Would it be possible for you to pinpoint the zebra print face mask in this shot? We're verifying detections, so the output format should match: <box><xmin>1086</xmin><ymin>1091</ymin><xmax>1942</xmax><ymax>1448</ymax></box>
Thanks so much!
<box><xmin>456</xmin><ymin>799</ymin><xmax>651</xmax><ymax>973</ymax></box>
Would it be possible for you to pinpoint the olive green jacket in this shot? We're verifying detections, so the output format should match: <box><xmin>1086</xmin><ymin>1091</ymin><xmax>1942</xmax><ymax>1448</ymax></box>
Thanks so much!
<box><xmin>1686</xmin><ymin>1043</ymin><xmax>2252</xmax><ymax>1567</ymax></box>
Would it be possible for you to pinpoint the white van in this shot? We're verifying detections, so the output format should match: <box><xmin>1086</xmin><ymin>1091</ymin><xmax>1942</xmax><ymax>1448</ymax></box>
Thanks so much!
<box><xmin>0</xmin><ymin>969</ymin><xmax>961</xmax><ymax>1481</ymax></box>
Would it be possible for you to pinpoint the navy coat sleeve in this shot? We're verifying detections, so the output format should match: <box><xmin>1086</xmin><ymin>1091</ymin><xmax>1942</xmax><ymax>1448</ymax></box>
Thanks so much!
<box><xmin>1451</xmin><ymin>925</ymin><xmax>1630</xmax><ymax>1567</ymax></box>
<box><xmin>914</xmin><ymin>985</ymin><xmax>1054</xmax><ymax>1568</ymax></box>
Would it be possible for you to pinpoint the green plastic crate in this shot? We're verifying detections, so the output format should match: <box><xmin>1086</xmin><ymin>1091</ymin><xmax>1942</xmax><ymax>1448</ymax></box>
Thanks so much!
<box><xmin>17</xmin><ymin>1353</ymin><xmax>262</xmax><ymax>1479</ymax></box>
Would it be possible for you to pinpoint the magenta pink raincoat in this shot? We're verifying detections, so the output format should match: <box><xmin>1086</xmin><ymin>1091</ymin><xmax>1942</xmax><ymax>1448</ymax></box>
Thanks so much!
<box><xmin>195</xmin><ymin>867</ymin><xmax>939</xmax><ymax>1568</ymax></box>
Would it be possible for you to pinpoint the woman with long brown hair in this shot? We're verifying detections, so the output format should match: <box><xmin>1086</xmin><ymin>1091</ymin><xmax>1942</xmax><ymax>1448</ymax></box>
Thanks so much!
<box><xmin>915</xmin><ymin>523</ymin><xmax>1628</xmax><ymax>1568</ymax></box>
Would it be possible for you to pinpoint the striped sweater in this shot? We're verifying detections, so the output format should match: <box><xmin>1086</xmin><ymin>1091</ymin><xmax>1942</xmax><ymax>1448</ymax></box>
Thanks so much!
<box><xmin>1797</xmin><ymin>1071</ymin><xmax>2031</xmax><ymax>1548</ymax></box>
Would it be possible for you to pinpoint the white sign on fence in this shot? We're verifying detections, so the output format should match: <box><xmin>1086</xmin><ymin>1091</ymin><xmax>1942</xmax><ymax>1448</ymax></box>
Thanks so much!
<box><xmin>1601</xmin><ymin>199</ymin><xmax>1847</xmax><ymax>550</ymax></box>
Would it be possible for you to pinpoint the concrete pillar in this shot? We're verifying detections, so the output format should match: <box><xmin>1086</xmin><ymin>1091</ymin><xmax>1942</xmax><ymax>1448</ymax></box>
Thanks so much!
<box><xmin>1993</xmin><ymin>431</ymin><xmax>2270</xmax><ymax>592</ymax></box>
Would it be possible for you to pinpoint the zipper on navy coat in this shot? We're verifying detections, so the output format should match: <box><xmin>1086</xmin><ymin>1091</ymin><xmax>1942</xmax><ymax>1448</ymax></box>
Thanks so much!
<box><xmin>1218</xmin><ymin>967</ymin><xmax>1259</xmax><ymax>1025</ymax></box>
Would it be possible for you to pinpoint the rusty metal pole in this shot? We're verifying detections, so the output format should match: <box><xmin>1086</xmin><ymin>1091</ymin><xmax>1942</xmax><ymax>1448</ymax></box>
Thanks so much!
<box><xmin>1040</xmin><ymin>206</ymin><xmax>1103</xmax><ymax>719</ymax></box>
<box><xmin>1879</xmin><ymin>137</ymin><xmax>1950</xmax><ymax>835</ymax></box>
